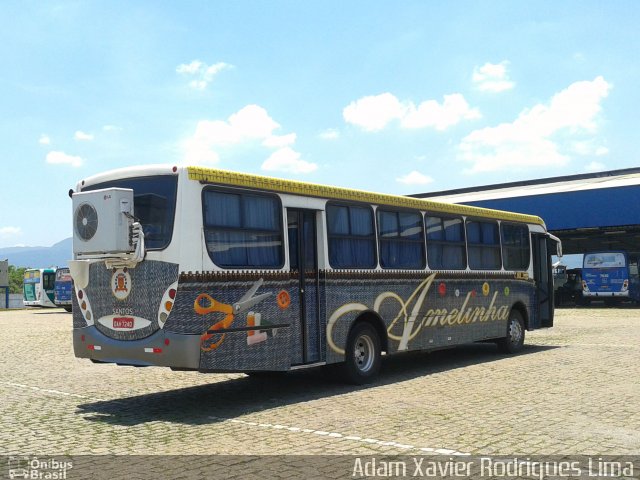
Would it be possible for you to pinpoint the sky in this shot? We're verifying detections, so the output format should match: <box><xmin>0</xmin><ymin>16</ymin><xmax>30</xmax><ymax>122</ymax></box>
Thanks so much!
<box><xmin>1</xmin><ymin>1</ymin><xmax>638</xmax><ymax>248</ymax></box>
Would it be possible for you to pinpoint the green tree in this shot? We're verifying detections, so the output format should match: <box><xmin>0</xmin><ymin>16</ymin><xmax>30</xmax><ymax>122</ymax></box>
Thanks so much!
<box><xmin>8</xmin><ymin>265</ymin><xmax>27</xmax><ymax>294</ymax></box>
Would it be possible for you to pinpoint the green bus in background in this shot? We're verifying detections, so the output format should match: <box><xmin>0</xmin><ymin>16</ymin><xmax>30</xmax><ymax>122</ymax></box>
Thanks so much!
<box><xmin>23</xmin><ymin>268</ymin><xmax>56</xmax><ymax>307</ymax></box>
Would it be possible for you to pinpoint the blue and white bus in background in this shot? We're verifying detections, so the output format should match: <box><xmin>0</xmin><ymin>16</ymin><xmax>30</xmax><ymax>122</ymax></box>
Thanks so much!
<box><xmin>54</xmin><ymin>267</ymin><xmax>73</xmax><ymax>312</ymax></box>
<box><xmin>582</xmin><ymin>251</ymin><xmax>640</xmax><ymax>304</ymax></box>
<box><xmin>23</xmin><ymin>268</ymin><xmax>57</xmax><ymax>308</ymax></box>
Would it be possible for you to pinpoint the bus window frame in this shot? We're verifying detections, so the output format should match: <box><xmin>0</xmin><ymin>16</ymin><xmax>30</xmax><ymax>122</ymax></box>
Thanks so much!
<box><xmin>424</xmin><ymin>214</ymin><xmax>467</xmax><ymax>270</ymax></box>
<box><xmin>500</xmin><ymin>222</ymin><xmax>531</xmax><ymax>271</ymax></box>
<box><xmin>326</xmin><ymin>201</ymin><xmax>378</xmax><ymax>270</ymax></box>
<box><xmin>201</xmin><ymin>185</ymin><xmax>286</xmax><ymax>270</ymax></box>
<box><xmin>465</xmin><ymin>217</ymin><xmax>503</xmax><ymax>271</ymax></box>
<box><xmin>376</xmin><ymin>207</ymin><xmax>426</xmax><ymax>270</ymax></box>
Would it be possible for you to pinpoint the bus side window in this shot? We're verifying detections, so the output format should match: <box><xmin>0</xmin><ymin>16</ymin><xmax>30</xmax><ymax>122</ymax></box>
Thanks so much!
<box><xmin>501</xmin><ymin>223</ymin><xmax>530</xmax><ymax>270</ymax></box>
<box><xmin>425</xmin><ymin>216</ymin><xmax>466</xmax><ymax>270</ymax></box>
<box><xmin>466</xmin><ymin>220</ymin><xmax>502</xmax><ymax>270</ymax></box>
<box><xmin>326</xmin><ymin>203</ymin><xmax>376</xmax><ymax>269</ymax></box>
<box><xmin>377</xmin><ymin>209</ymin><xmax>425</xmax><ymax>269</ymax></box>
<box><xmin>202</xmin><ymin>189</ymin><xmax>284</xmax><ymax>268</ymax></box>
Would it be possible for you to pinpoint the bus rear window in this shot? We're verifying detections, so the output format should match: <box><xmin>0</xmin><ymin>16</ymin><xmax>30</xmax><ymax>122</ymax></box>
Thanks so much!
<box><xmin>583</xmin><ymin>252</ymin><xmax>626</xmax><ymax>268</ymax></box>
<box><xmin>84</xmin><ymin>175</ymin><xmax>178</xmax><ymax>250</ymax></box>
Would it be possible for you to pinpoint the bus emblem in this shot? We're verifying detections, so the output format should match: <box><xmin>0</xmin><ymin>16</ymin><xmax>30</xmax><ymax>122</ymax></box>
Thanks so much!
<box><xmin>111</xmin><ymin>269</ymin><xmax>132</xmax><ymax>300</ymax></box>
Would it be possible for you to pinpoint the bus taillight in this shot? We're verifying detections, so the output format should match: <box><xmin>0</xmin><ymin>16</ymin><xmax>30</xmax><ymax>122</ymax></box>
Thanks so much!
<box><xmin>622</xmin><ymin>279</ymin><xmax>629</xmax><ymax>292</ymax></box>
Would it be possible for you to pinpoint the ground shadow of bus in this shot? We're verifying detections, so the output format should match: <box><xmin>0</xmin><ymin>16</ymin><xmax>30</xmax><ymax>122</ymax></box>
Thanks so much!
<box><xmin>76</xmin><ymin>343</ymin><xmax>558</xmax><ymax>427</ymax></box>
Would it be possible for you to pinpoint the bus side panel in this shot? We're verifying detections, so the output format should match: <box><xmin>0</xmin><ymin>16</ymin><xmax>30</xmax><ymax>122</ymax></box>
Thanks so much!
<box><xmin>172</xmin><ymin>273</ymin><xmax>300</xmax><ymax>372</ymax></box>
<box><xmin>324</xmin><ymin>273</ymin><xmax>536</xmax><ymax>365</ymax></box>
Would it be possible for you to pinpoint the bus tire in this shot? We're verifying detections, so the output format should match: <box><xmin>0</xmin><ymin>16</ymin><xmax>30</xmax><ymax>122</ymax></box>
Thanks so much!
<box><xmin>497</xmin><ymin>310</ymin><xmax>525</xmax><ymax>354</ymax></box>
<box><xmin>343</xmin><ymin>322</ymin><xmax>381</xmax><ymax>384</ymax></box>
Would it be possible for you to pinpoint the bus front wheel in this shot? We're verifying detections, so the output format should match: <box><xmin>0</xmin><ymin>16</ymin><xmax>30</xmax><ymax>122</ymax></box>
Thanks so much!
<box><xmin>497</xmin><ymin>310</ymin><xmax>525</xmax><ymax>354</ymax></box>
<box><xmin>343</xmin><ymin>322</ymin><xmax>381</xmax><ymax>385</ymax></box>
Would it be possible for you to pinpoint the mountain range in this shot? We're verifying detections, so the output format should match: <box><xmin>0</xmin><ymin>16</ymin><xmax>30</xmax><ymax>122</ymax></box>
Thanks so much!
<box><xmin>0</xmin><ymin>238</ymin><xmax>73</xmax><ymax>268</ymax></box>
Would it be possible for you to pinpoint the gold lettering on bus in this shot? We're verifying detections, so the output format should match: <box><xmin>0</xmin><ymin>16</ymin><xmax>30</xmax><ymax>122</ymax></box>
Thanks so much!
<box><xmin>327</xmin><ymin>273</ymin><xmax>511</xmax><ymax>355</ymax></box>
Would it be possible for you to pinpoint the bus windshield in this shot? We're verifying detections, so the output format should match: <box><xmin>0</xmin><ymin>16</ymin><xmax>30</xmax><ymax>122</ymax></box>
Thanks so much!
<box><xmin>85</xmin><ymin>175</ymin><xmax>178</xmax><ymax>250</ymax></box>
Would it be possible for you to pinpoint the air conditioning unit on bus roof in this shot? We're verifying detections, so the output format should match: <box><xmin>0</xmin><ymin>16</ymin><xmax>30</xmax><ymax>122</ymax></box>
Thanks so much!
<box><xmin>72</xmin><ymin>188</ymin><xmax>135</xmax><ymax>255</ymax></box>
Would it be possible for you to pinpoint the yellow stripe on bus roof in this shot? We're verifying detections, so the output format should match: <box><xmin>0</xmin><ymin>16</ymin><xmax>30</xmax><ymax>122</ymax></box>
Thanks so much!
<box><xmin>187</xmin><ymin>166</ymin><xmax>545</xmax><ymax>225</ymax></box>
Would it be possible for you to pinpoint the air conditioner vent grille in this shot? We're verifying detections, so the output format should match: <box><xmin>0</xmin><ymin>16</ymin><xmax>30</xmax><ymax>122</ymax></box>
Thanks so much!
<box><xmin>75</xmin><ymin>203</ymin><xmax>99</xmax><ymax>241</ymax></box>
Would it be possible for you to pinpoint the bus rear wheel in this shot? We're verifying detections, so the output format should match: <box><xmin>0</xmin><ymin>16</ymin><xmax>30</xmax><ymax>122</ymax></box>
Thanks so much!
<box><xmin>343</xmin><ymin>322</ymin><xmax>381</xmax><ymax>385</ymax></box>
<box><xmin>497</xmin><ymin>310</ymin><xmax>525</xmax><ymax>354</ymax></box>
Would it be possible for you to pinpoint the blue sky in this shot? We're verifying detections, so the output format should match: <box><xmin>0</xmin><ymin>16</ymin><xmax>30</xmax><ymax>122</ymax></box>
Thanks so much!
<box><xmin>1</xmin><ymin>1</ymin><xmax>638</xmax><ymax>248</ymax></box>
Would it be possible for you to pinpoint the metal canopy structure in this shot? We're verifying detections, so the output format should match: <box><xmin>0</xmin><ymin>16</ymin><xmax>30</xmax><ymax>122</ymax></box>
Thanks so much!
<box><xmin>412</xmin><ymin>168</ymin><xmax>640</xmax><ymax>255</ymax></box>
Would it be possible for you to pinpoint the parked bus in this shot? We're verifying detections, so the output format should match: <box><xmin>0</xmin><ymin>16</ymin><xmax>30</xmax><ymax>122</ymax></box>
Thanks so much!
<box><xmin>23</xmin><ymin>268</ymin><xmax>56</xmax><ymax>308</ymax></box>
<box><xmin>54</xmin><ymin>267</ymin><xmax>73</xmax><ymax>312</ymax></box>
<box><xmin>69</xmin><ymin>165</ymin><xmax>561</xmax><ymax>383</ymax></box>
<box><xmin>582</xmin><ymin>251</ymin><xmax>640</xmax><ymax>305</ymax></box>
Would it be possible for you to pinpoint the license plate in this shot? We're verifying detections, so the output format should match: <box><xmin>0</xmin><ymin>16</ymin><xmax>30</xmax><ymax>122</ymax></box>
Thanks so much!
<box><xmin>113</xmin><ymin>317</ymin><xmax>134</xmax><ymax>329</ymax></box>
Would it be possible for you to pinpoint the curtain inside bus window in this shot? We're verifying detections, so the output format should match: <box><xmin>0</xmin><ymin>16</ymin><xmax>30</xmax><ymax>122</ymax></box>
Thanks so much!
<box><xmin>426</xmin><ymin>216</ymin><xmax>466</xmax><ymax>269</ymax></box>
<box><xmin>501</xmin><ymin>224</ymin><xmax>530</xmax><ymax>270</ymax></box>
<box><xmin>327</xmin><ymin>204</ymin><xmax>376</xmax><ymax>268</ymax></box>
<box><xmin>467</xmin><ymin>221</ymin><xmax>501</xmax><ymax>270</ymax></box>
<box><xmin>377</xmin><ymin>210</ymin><xmax>425</xmax><ymax>269</ymax></box>
<box><xmin>203</xmin><ymin>190</ymin><xmax>283</xmax><ymax>268</ymax></box>
<box><xmin>204</xmin><ymin>192</ymin><xmax>242</xmax><ymax>227</ymax></box>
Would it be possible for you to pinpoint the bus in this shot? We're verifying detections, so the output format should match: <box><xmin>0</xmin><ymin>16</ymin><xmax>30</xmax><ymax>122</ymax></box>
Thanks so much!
<box><xmin>582</xmin><ymin>251</ymin><xmax>640</xmax><ymax>304</ymax></box>
<box><xmin>69</xmin><ymin>165</ymin><xmax>561</xmax><ymax>384</ymax></box>
<box><xmin>54</xmin><ymin>267</ymin><xmax>73</xmax><ymax>312</ymax></box>
<box><xmin>23</xmin><ymin>268</ymin><xmax>56</xmax><ymax>308</ymax></box>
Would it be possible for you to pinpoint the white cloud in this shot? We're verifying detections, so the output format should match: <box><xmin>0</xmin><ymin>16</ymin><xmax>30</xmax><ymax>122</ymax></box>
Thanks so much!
<box><xmin>262</xmin><ymin>133</ymin><xmax>297</xmax><ymax>148</ymax></box>
<box><xmin>176</xmin><ymin>60</ymin><xmax>232</xmax><ymax>90</ymax></box>
<box><xmin>343</xmin><ymin>92</ymin><xmax>479</xmax><ymax>132</ymax></box>
<box><xmin>459</xmin><ymin>76</ymin><xmax>611</xmax><ymax>173</ymax></box>
<box><xmin>187</xmin><ymin>105</ymin><xmax>281</xmax><ymax>150</ymax></box>
<box><xmin>571</xmin><ymin>140</ymin><xmax>609</xmax><ymax>156</ymax></box>
<box><xmin>396</xmin><ymin>171</ymin><xmax>434</xmax><ymax>185</ymax></box>
<box><xmin>176</xmin><ymin>60</ymin><xmax>203</xmax><ymax>75</ymax></box>
<box><xmin>401</xmin><ymin>94</ymin><xmax>481</xmax><ymax>131</ymax></box>
<box><xmin>46</xmin><ymin>151</ymin><xmax>83</xmax><ymax>167</ymax></box>
<box><xmin>585</xmin><ymin>161</ymin><xmax>606</xmax><ymax>172</ymax></box>
<box><xmin>261</xmin><ymin>147</ymin><xmax>318</xmax><ymax>174</ymax></box>
<box><xmin>182</xmin><ymin>138</ymin><xmax>221</xmax><ymax>166</ymax></box>
<box><xmin>0</xmin><ymin>226</ymin><xmax>21</xmax><ymax>237</ymax></box>
<box><xmin>473</xmin><ymin>61</ymin><xmax>515</xmax><ymax>92</ymax></box>
<box><xmin>319</xmin><ymin>128</ymin><xmax>340</xmax><ymax>140</ymax></box>
<box><xmin>74</xmin><ymin>130</ymin><xmax>94</xmax><ymax>141</ymax></box>
<box><xmin>343</xmin><ymin>93</ymin><xmax>407</xmax><ymax>131</ymax></box>
<box><xmin>183</xmin><ymin>105</ymin><xmax>317</xmax><ymax>173</ymax></box>
<box><xmin>38</xmin><ymin>134</ymin><xmax>51</xmax><ymax>145</ymax></box>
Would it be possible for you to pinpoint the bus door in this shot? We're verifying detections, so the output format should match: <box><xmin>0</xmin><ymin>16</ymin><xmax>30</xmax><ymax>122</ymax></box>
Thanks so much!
<box><xmin>287</xmin><ymin>209</ymin><xmax>322</xmax><ymax>364</ymax></box>
<box><xmin>532</xmin><ymin>233</ymin><xmax>554</xmax><ymax>327</ymax></box>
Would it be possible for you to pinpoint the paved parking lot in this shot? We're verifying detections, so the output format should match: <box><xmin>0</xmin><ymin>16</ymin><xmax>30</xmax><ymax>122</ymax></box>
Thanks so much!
<box><xmin>1</xmin><ymin>307</ymin><xmax>639</xmax><ymax>459</ymax></box>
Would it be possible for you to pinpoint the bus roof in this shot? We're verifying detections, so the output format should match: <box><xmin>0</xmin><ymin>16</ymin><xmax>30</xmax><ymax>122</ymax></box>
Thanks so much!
<box><xmin>187</xmin><ymin>166</ymin><xmax>544</xmax><ymax>225</ymax></box>
<box><xmin>75</xmin><ymin>164</ymin><xmax>545</xmax><ymax>226</ymax></box>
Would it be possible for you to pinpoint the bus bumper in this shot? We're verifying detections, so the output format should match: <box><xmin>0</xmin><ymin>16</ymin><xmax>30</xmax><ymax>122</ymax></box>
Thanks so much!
<box><xmin>73</xmin><ymin>326</ymin><xmax>201</xmax><ymax>369</ymax></box>
<box><xmin>583</xmin><ymin>292</ymin><xmax>629</xmax><ymax>298</ymax></box>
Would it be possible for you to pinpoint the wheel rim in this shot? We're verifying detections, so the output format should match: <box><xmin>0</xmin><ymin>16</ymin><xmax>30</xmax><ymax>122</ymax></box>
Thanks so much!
<box><xmin>509</xmin><ymin>318</ymin><xmax>523</xmax><ymax>344</ymax></box>
<box><xmin>353</xmin><ymin>333</ymin><xmax>375</xmax><ymax>373</ymax></box>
